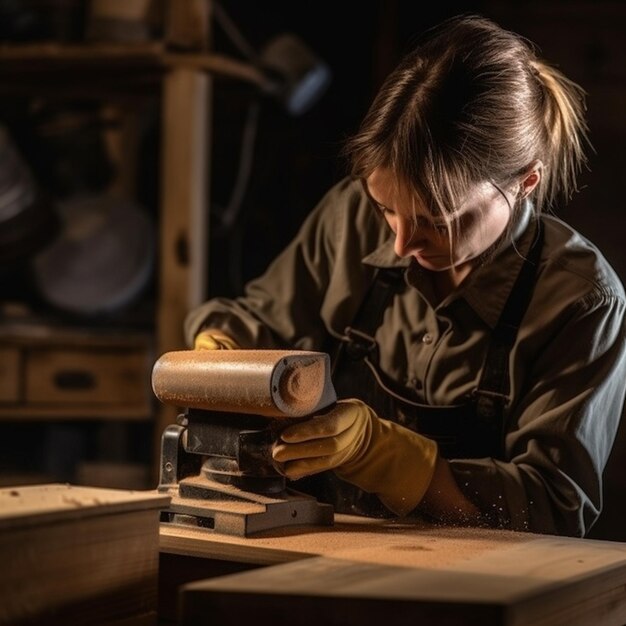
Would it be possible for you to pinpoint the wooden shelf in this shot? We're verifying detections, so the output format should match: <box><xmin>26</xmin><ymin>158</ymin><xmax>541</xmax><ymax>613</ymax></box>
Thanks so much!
<box><xmin>0</xmin><ymin>41</ymin><xmax>165</xmax><ymax>66</ymax></box>
<box><xmin>0</xmin><ymin>41</ymin><xmax>267</xmax><ymax>97</ymax></box>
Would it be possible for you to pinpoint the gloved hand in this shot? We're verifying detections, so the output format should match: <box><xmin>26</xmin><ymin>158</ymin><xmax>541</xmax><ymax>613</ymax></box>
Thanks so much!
<box><xmin>193</xmin><ymin>328</ymin><xmax>239</xmax><ymax>350</ymax></box>
<box><xmin>272</xmin><ymin>398</ymin><xmax>438</xmax><ymax>516</ymax></box>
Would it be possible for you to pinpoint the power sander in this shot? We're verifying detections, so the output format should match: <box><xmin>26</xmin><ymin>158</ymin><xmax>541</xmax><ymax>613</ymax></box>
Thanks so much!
<box><xmin>152</xmin><ymin>349</ymin><xmax>336</xmax><ymax>536</ymax></box>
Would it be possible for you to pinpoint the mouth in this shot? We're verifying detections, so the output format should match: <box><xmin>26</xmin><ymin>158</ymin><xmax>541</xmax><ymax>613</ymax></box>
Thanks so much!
<box><xmin>413</xmin><ymin>251</ymin><xmax>442</xmax><ymax>261</ymax></box>
<box><xmin>412</xmin><ymin>252</ymin><xmax>454</xmax><ymax>269</ymax></box>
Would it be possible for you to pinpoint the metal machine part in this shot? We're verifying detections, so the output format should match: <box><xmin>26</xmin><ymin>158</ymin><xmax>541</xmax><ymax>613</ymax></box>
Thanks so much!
<box><xmin>154</xmin><ymin>350</ymin><xmax>336</xmax><ymax>536</ymax></box>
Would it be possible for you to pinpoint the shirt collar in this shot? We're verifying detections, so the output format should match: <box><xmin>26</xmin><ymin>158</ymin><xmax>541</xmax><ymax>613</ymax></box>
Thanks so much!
<box><xmin>361</xmin><ymin>200</ymin><xmax>538</xmax><ymax>328</ymax></box>
<box><xmin>461</xmin><ymin>201</ymin><xmax>536</xmax><ymax>328</ymax></box>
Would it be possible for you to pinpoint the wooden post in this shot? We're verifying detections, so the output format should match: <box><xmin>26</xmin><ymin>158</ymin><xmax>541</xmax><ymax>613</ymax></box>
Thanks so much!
<box><xmin>155</xmin><ymin>66</ymin><xmax>211</xmax><ymax>470</ymax></box>
<box><xmin>164</xmin><ymin>0</ymin><xmax>211</xmax><ymax>50</ymax></box>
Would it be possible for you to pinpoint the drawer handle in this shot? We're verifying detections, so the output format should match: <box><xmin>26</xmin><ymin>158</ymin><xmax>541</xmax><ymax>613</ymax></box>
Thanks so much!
<box><xmin>53</xmin><ymin>370</ymin><xmax>96</xmax><ymax>390</ymax></box>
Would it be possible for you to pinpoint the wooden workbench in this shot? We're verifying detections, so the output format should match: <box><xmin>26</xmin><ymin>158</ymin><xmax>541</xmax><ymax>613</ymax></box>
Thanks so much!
<box><xmin>159</xmin><ymin>515</ymin><xmax>626</xmax><ymax>625</ymax></box>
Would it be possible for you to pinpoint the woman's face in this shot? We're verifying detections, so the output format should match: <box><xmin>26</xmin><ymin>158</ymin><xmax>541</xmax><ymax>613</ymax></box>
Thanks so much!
<box><xmin>365</xmin><ymin>167</ymin><xmax>513</xmax><ymax>273</ymax></box>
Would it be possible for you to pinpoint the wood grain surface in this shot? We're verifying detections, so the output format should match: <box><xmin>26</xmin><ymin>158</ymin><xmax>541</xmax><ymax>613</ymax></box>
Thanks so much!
<box><xmin>161</xmin><ymin>514</ymin><xmax>626</xmax><ymax>626</ymax></box>
<box><xmin>1</xmin><ymin>484</ymin><xmax>170</xmax><ymax>626</ymax></box>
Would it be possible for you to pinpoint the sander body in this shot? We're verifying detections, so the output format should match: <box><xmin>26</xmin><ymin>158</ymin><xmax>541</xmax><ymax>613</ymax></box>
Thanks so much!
<box><xmin>152</xmin><ymin>350</ymin><xmax>336</xmax><ymax>536</ymax></box>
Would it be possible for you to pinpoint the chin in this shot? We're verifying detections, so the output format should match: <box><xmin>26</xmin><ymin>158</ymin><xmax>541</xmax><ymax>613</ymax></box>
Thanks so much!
<box><xmin>414</xmin><ymin>255</ymin><xmax>454</xmax><ymax>271</ymax></box>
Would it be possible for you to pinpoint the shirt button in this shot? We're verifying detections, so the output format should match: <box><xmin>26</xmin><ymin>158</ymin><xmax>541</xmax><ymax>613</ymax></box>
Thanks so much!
<box><xmin>422</xmin><ymin>332</ymin><xmax>434</xmax><ymax>345</ymax></box>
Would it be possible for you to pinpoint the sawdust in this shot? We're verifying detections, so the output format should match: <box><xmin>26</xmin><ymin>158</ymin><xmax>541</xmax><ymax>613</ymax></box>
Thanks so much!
<box><xmin>278</xmin><ymin>358</ymin><xmax>325</xmax><ymax>413</ymax></box>
<box><xmin>160</xmin><ymin>515</ymin><xmax>534</xmax><ymax>570</ymax></box>
<box><xmin>248</xmin><ymin>517</ymin><xmax>532</xmax><ymax>569</ymax></box>
<box><xmin>152</xmin><ymin>350</ymin><xmax>332</xmax><ymax>417</ymax></box>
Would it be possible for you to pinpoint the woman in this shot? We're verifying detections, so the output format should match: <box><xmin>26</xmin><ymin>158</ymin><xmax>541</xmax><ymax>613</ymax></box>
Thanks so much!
<box><xmin>185</xmin><ymin>15</ymin><xmax>626</xmax><ymax>537</ymax></box>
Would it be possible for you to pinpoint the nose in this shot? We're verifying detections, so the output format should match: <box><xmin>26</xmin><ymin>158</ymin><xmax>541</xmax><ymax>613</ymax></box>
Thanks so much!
<box><xmin>393</xmin><ymin>216</ymin><xmax>427</xmax><ymax>258</ymax></box>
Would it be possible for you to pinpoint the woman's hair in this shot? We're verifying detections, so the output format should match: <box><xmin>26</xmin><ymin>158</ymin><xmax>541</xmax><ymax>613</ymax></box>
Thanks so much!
<box><xmin>344</xmin><ymin>14</ymin><xmax>590</xmax><ymax>219</ymax></box>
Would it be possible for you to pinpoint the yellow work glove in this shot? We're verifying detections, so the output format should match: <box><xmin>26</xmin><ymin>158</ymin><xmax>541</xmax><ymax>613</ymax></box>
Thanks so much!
<box><xmin>272</xmin><ymin>398</ymin><xmax>438</xmax><ymax>516</ymax></box>
<box><xmin>193</xmin><ymin>328</ymin><xmax>239</xmax><ymax>350</ymax></box>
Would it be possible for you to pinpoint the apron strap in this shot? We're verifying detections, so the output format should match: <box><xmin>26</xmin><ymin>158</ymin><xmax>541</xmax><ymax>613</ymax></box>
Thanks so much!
<box><xmin>474</xmin><ymin>219</ymin><xmax>544</xmax><ymax>422</ymax></box>
<box><xmin>332</xmin><ymin>267</ymin><xmax>405</xmax><ymax>373</ymax></box>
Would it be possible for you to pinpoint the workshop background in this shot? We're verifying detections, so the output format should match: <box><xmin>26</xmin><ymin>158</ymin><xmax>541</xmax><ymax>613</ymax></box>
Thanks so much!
<box><xmin>0</xmin><ymin>0</ymin><xmax>624</xmax><ymax>540</ymax></box>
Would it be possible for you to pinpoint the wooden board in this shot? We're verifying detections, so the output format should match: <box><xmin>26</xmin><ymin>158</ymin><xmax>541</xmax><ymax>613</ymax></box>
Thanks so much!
<box><xmin>161</xmin><ymin>515</ymin><xmax>626</xmax><ymax>626</ymax></box>
<box><xmin>161</xmin><ymin>515</ymin><xmax>547</xmax><ymax>567</ymax></box>
<box><xmin>0</xmin><ymin>483</ymin><xmax>170</xmax><ymax>626</ymax></box>
<box><xmin>180</xmin><ymin>551</ymin><xmax>626</xmax><ymax>626</ymax></box>
<box><xmin>0</xmin><ymin>482</ymin><xmax>168</xmax><ymax>528</ymax></box>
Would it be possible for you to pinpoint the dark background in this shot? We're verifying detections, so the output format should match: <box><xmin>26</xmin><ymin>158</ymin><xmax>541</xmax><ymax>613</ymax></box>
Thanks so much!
<box><xmin>206</xmin><ymin>0</ymin><xmax>626</xmax><ymax>300</ymax></box>
<box><xmin>1</xmin><ymin>1</ymin><xmax>624</xmax><ymax>303</ymax></box>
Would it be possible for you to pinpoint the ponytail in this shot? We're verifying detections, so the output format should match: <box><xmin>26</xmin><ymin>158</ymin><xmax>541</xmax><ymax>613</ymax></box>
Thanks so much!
<box><xmin>530</xmin><ymin>59</ymin><xmax>590</xmax><ymax>210</ymax></box>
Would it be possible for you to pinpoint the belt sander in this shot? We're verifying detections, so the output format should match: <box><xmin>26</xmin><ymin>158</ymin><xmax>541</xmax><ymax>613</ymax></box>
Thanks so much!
<box><xmin>152</xmin><ymin>349</ymin><xmax>336</xmax><ymax>536</ymax></box>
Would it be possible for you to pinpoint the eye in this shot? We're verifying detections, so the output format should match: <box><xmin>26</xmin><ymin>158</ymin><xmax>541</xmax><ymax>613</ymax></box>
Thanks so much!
<box><xmin>374</xmin><ymin>202</ymin><xmax>394</xmax><ymax>217</ymax></box>
<box><xmin>413</xmin><ymin>215</ymin><xmax>447</xmax><ymax>234</ymax></box>
<box><xmin>432</xmin><ymin>222</ymin><xmax>449</xmax><ymax>235</ymax></box>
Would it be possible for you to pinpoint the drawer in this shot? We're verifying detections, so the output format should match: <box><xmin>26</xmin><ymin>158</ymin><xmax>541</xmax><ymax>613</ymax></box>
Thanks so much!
<box><xmin>25</xmin><ymin>348</ymin><xmax>151</xmax><ymax>410</ymax></box>
<box><xmin>0</xmin><ymin>348</ymin><xmax>21</xmax><ymax>403</ymax></box>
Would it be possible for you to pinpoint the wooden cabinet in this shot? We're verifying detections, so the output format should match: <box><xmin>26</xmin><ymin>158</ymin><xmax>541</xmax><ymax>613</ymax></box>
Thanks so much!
<box><xmin>0</xmin><ymin>325</ymin><xmax>153</xmax><ymax>420</ymax></box>
<box><xmin>0</xmin><ymin>2</ymin><xmax>262</xmax><ymax>481</ymax></box>
<box><xmin>0</xmin><ymin>348</ymin><xmax>20</xmax><ymax>403</ymax></box>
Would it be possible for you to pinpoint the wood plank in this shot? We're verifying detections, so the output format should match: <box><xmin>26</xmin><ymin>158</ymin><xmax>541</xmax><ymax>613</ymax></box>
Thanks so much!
<box><xmin>0</xmin><ymin>322</ymin><xmax>152</xmax><ymax>348</ymax></box>
<box><xmin>0</xmin><ymin>483</ymin><xmax>169</xmax><ymax>528</ymax></box>
<box><xmin>0</xmin><ymin>484</ymin><xmax>170</xmax><ymax>626</ymax></box>
<box><xmin>179</xmin><ymin>550</ymin><xmax>626</xmax><ymax>626</ymax></box>
<box><xmin>160</xmin><ymin>515</ymin><xmax>539</xmax><ymax>567</ymax></box>
<box><xmin>162</xmin><ymin>515</ymin><xmax>626</xmax><ymax>625</ymax></box>
<box><xmin>0</xmin><ymin>42</ymin><xmax>268</xmax><ymax>91</ymax></box>
<box><xmin>0</xmin><ymin>41</ymin><xmax>164</xmax><ymax>66</ymax></box>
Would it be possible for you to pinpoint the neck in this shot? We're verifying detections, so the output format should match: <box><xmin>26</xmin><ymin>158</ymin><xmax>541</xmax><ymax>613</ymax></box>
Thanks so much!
<box><xmin>433</xmin><ymin>262</ymin><xmax>474</xmax><ymax>301</ymax></box>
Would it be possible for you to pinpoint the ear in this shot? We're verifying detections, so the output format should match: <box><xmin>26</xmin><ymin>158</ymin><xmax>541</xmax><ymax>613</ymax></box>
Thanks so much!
<box><xmin>520</xmin><ymin>160</ymin><xmax>543</xmax><ymax>198</ymax></box>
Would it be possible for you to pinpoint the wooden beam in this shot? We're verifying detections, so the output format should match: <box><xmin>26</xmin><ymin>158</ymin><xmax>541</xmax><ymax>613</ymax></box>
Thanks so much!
<box><xmin>155</xmin><ymin>66</ymin><xmax>211</xmax><ymax>451</ymax></box>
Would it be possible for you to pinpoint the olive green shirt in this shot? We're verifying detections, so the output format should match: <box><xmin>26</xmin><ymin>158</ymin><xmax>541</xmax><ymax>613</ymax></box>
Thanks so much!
<box><xmin>185</xmin><ymin>177</ymin><xmax>626</xmax><ymax>537</ymax></box>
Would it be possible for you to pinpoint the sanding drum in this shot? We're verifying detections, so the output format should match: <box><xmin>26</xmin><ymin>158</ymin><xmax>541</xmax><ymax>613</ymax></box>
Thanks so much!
<box><xmin>152</xmin><ymin>350</ymin><xmax>337</xmax><ymax>418</ymax></box>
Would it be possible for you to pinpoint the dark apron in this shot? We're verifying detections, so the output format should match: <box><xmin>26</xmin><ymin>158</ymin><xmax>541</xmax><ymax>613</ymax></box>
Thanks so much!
<box><xmin>296</xmin><ymin>221</ymin><xmax>544</xmax><ymax>517</ymax></box>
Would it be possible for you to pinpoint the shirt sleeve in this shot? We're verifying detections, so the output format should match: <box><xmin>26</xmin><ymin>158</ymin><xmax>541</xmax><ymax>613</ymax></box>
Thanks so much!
<box><xmin>183</xmin><ymin>177</ymin><xmax>377</xmax><ymax>350</ymax></box>
<box><xmin>450</xmin><ymin>290</ymin><xmax>626</xmax><ymax>537</ymax></box>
